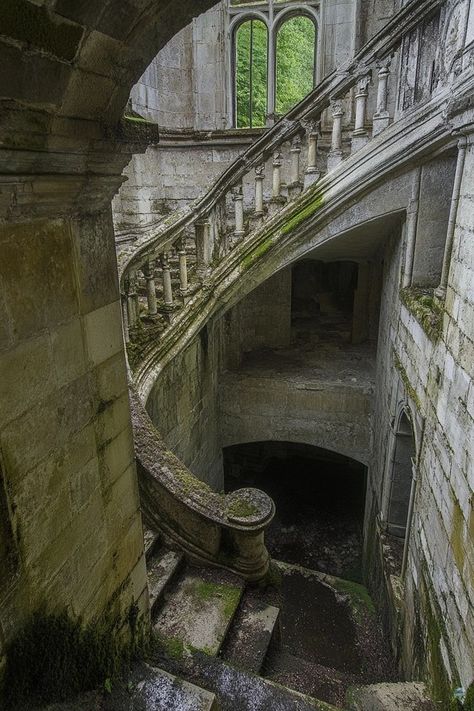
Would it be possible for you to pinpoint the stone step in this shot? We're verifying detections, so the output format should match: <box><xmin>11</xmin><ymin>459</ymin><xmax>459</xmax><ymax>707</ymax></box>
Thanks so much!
<box><xmin>104</xmin><ymin>662</ymin><xmax>218</xmax><ymax>710</ymax></box>
<box><xmin>220</xmin><ymin>597</ymin><xmax>280</xmax><ymax>674</ymax></box>
<box><xmin>154</xmin><ymin>567</ymin><xmax>244</xmax><ymax>656</ymax></box>
<box><xmin>147</xmin><ymin>547</ymin><xmax>185</xmax><ymax>618</ymax></box>
<box><xmin>156</xmin><ymin>650</ymin><xmax>341</xmax><ymax>711</ymax></box>
<box><xmin>346</xmin><ymin>682</ymin><xmax>436</xmax><ymax>710</ymax></box>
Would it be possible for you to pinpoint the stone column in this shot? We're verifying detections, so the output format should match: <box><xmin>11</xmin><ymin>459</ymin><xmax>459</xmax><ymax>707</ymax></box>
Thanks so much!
<box><xmin>195</xmin><ymin>216</ymin><xmax>212</xmax><ymax>279</ymax></box>
<box><xmin>125</xmin><ymin>270</ymin><xmax>138</xmax><ymax>328</ymax></box>
<box><xmin>143</xmin><ymin>259</ymin><xmax>157</xmax><ymax>317</ymax></box>
<box><xmin>254</xmin><ymin>163</ymin><xmax>265</xmax><ymax>218</ymax></box>
<box><xmin>121</xmin><ymin>292</ymin><xmax>130</xmax><ymax>343</ymax></box>
<box><xmin>327</xmin><ymin>99</ymin><xmax>345</xmax><ymax>171</ymax></box>
<box><xmin>304</xmin><ymin>119</ymin><xmax>321</xmax><ymax>188</ymax></box>
<box><xmin>269</xmin><ymin>150</ymin><xmax>286</xmax><ymax>215</ymax></box>
<box><xmin>435</xmin><ymin>136</ymin><xmax>468</xmax><ymax>300</ymax></box>
<box><xmin>373</xmin><ymin>62</ymin><xmax>391</xmax><ymax>136</ymax></box>
<box><xmin>177</xmin><ymin>235</ymin><xmax>189</xmax><ymax>296</ymax></box>
<box><xmin>351</xmin><ymin>76</ymin><xmax>370</xmax><ymax>152</ymax></box>
<box><xmin>232</xmin><ymin>182</ymin><xmax>245</xmax><ymax>241</ymax></box>
<box><xmin>161</xmin><ymin>252</ymin><xmax>173</xmax><ymax>308</ymax></box>
<box><xmin>288</xmin><ymin>135</ymin><xmax>303</xmax><ymax>198</ymax></box>
<box><xmin>402</xmin><ymin>167</ymin><xmax>422</xmax><ymax>288</ymax></box>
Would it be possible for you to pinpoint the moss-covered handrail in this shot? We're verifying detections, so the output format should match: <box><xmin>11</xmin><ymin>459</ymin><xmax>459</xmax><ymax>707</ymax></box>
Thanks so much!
<box><xmin>130</xmin><ymin>388</ymin><xmax>275</xmax><ymax>581</ymax></box>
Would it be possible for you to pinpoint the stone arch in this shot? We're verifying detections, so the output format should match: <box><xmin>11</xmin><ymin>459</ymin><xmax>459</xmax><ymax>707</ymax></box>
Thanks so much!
<box><xmin>385</xmin><ymin>408</ymin><xmax>417</xmax><ymax>540</ymax></box>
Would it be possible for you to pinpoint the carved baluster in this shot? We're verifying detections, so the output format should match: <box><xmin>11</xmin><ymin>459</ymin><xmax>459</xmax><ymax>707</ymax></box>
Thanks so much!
<box><xmin>121</xmin><ymin>291</ymin><xmax>130</xmax><ymax>343</ymax></box>
<box><xmin>328</xmin><ymin>99</ymin><xmax>345</xmax><ymax>171</ymax></box>
<box><xmin>161</xmin><ymin>252</ymin><xmax>173</xmax><ymax>309</ymax></box>
<box><xmin>288</xmin><ymin>135</ymin><xmax>303</xmax><ymax>198</ymax></box>
<box><xmin>177</xmin><ymin>235</ymin><xmax>189</xmax><ymax>296</ymax></box>
<box><xmin>232</xmin><ymin>182</ymin><xmax>245</xmax><ymax>241</ymax></box>
<box><xmin>352</xmin><ymin>75</ymin><xmax>371</xmax><ymax>152</ymax></box>
<box><xmin>125</xmin><ymin>270</ymin><xmax>138</xmax><ymax>328</ymax></box>
<box><xmin>195</xmin><ymin>216</ymin><xmax>212</xmax><ymax>279</ymax></box>
<box><xmin>373</xmin><ymin>61</ymin><xmax>391</xmax><ymax>136</ymax></box>
<box><xmin>254</xmin><ymin>163</ymin><xmax>265</xmax><ymax>218</ymax></box>
<box><xmin>305</xmin><ymin>119</ymin><xmax>321</xmax><ymax>188</ymax></box>
<box><xmin>269</xmin><ymin>150</ymin><xmax>286</xmax><ymax>215</ymax></box>
<box><xmin>143</xmin><ymin>259</ymin><xmax>157</xmax><ymax>317</ymax></box>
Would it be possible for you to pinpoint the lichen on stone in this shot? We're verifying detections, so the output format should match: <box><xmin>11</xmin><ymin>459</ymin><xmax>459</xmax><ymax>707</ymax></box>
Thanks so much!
<box><xmin>400</xmin><ymin>287</ymin><xmax>443</xmax><ymax>341</ymax></box>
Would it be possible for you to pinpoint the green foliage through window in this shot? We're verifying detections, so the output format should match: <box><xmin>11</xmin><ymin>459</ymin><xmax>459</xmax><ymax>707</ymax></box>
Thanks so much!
<box><xmin>276</xmin><ymin>16</ymin><xmax>316</xmax><ymax>115</ymax></box>
<box><xmin>235</xmin><ymin>19</ymin><xmax>268</xmax><ymax>128</ymax></box>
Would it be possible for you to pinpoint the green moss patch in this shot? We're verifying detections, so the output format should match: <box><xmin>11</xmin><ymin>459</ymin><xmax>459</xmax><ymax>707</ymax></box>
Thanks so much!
<box><xmin>242</xmin><ymin>237</ymin><xmax>273</xmax><ymax>270</ymax></box>
<box><xmin>281</xmin><ymin>193</ymin><xmax>324</xmax><ymax>235</ymax></box>
<box><xmin>400</xmin><ymin>287</ymin><xmax>443</xmax><ymax>341</ymax></box>
<box><xmin>227</xmin><ymin>498</ymin><xmax>259</xmax><ymax>519</ymax></box>
<box><xmin>331</xmin><ymin>578</ymin><xmax>375</xmax><ymax>621</ymax></box>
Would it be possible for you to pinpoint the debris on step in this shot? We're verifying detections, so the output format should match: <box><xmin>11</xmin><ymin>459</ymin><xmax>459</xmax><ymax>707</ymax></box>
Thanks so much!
<box><xmin>220</xmin><ymin>597</ymin><xmax>280</xmax><ymax>674</ymax></box>
<box><xmin>154</xmin><ymin>567</ymin><xmax>244</xmax><ymax>656</ymax></box>
<box><xmin>147</xmin><ymin>547</ymin><xmax>184</xmax><ymax>617</ymax></box>
<box><xmin>144</xmin><ymin>528</ymin><xmax>160</xmax><ymax>561</ymax></box>
<box><xmin>103</xmin><ymin>662</ymin><xmax>218</xmax><ymax>711</ymax></box>
<box><xmin>346</xmin><ymin>681</ymin><xmax>437</xmax><ymax>710</ymax></box>
<box><xmin>153</xmin><ymin>648</ymin><xmax>342</xmax><ymax>711</ymax></box>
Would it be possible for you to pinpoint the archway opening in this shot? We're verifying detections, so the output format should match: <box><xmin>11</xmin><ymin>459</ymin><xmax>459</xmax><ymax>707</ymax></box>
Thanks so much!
<box><xmin>235</xmin><ymin>18</ymin><xmax>268</xmax><ymax>128</ymax></box>
<box><xmin>275</xmin><ymin>15</ymin><xmax>316</xmax><ymax>115</ymax></box>
<box><xmin>223</xmin><ymin>441</ymin><xmax>367</xmax><ymax>581</ymax></box>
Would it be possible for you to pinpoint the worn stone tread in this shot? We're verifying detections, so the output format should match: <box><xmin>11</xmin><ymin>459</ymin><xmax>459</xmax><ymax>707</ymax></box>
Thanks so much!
<box><xmin>154</xmin><ymin>570</ymin><xmax>244</xmax><ymax>656</ymax></box>
<box><xmin>144</xmin><ymin>528</ymin><xmax>161</xmax><ymax>561</ymax></box>
<box><xmin>346</xmin><ymin>681</ymin><xmax>436</xmax><ymax>710</ymax></box>
<box><xmin>220</xmin><ymin>597</ymin><xmax>280</xmax><ymax>673</ymax></box>
<box><xmin>103</xmin><ymin>662</ymin><xmax>218</xmax><ymax>710</ymax></box>
<box><xmin>147</xmin><ymin>548</ymin><xmax>184</xmax><ymax>617</ymax></box>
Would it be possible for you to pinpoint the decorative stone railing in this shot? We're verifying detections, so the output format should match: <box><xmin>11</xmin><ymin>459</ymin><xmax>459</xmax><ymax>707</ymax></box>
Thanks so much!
<box><xmin>130</xmin><ymin>388</ymin><xmax>274</xmax><ymax>581</ymax></box>
<box><xmin>118</xmin><ymin>0</ymin><xmax>443</xmax><ymax>348</ymax></box>
<box><xmin>119</xmin><ymin>0</ymin><xmax>449</xmax><ymax>582</ymax></box>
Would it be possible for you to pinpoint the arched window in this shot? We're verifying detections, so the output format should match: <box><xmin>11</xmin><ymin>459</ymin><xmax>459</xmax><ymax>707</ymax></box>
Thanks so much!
<box><xmin>235</xmin><ymin>19</ymin><xmax>268</xmax><ymax>128</ymax></box>
<box><xmin>275</xmin><ymin>15</ymin><xmax>317</xmax><ymax>116</ymax></box>
<box><xmin>387</xmin><ymin>411</ymin><xmax>416</xmax><ymax>539</ymax></box>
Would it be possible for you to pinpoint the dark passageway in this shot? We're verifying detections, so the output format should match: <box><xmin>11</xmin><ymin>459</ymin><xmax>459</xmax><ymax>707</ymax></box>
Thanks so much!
<box><xmin>223</xmin><ymin>441</ymin><xmax>367</xmax><ymax>581</ymax></box>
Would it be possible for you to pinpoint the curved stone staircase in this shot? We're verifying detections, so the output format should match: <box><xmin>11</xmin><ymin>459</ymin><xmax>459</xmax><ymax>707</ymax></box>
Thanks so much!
<box><xmin>115</xmin><ymin>0</ymin><xmax>474</xmax><ymax>586</ymax></box>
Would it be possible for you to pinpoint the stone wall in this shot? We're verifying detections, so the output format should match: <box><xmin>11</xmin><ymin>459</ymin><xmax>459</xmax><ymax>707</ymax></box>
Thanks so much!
<box><xmin>146</xmin><ymin>318</ymin><xmax>224</xmax><ymax>490</ymax></box>
<box><xmin>365</xmin><ymin>144</ymin><xmax>474</xmax><ymax>699</ymax></box>
<box><xmin>0</xmin><ymin>213</ymin><xmax>148</xmax><ymax>671</ymax></box>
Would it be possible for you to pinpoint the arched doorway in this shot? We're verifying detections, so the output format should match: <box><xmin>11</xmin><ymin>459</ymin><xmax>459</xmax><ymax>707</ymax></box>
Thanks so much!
<box><xmin>223</xmin><ymin>441</ymin><xmax>367</xmax><ymax>581</ymax></box>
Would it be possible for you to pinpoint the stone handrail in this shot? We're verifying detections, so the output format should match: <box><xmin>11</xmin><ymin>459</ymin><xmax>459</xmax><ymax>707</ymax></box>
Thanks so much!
<box><xmin>130</xmin><ymin>388</ymin><xmax>274</xmax><ymax>581</ymax></box>
<box><xmin>120</xmin><ymin>0</ymin><xmax>447</xmax><ymax>583</ymax></box>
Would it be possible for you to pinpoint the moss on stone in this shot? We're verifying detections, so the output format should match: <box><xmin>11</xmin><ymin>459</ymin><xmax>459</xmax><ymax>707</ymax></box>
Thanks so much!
<box><xmin>464</xmin><ymin>683</ymin><xmax>474</xmax><ymax>710</ymax></box>
<box><xmin>331</xmin><ymin>578</ymin><xmax>375</xmax><ymax>620</ymax></box>
<box><xmin>226</xmin><ymin>498</ymin><xmax>259</xmax><ymax>519</ymax></box>
<box><xmin>1</xmin><ymin>602</ymin><xmax>148</xmax><ymax>709</ymax></box>
<box><xmin>155</xmin><ymin>634</ymin><xmax>187</xmax><ymax>661</ymax></box>
<box><xmin>400</xmin><ymin>287</ymin><xmax>443</xmax><ymax>342</ymax></box>
<box><xmin>281</xmin><ymin>193</ymin><xmax>324</xmax><ymax>235</ymax></box>
<box><xmin>193</xmin><ymin>580</ymin><xmax>241</xmax><ymax>618</ymax></box>
<box><xmin>393</xmin><ymin>353</ymin><xmax>421</xmax><ymax>410</ymax></box>
<box><xmin>242</xmin><ymin>237</ymin><xmax>273</xmax><ymax>270</ymax></box>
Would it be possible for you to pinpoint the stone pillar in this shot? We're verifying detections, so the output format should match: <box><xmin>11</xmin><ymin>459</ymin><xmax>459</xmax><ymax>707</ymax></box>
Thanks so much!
<box><xmin>373</xmin><ymin>62</ymin><xmax>391</xmax><ymax>136</ymax></box>
<box><xmin>125</xmin><ymin>270</ymin><xmax>138</xmax><ymax>328</ymax></box>
<box><xmin>143</xmin><ymin>259</ymin><xmax>157</xmax><ymax>317</ymax></box>
<box><xmin>305</xmin><ymin>119</ymin><xmax>321</xmax><ymax>188</ymax></box>
<box><xmin>177</xmin><ymin>235</ymin><xmax>189</xmax><ymax>296</ymax></box>
<box><xmin>435</xmin><ymin>136</ymin><xmax>468</xmax><ymax>300</ymax></box>
<box><xmin>288</xmin><ymin>135</ymin><xmax>303</xmax><ymax>198</ymax></box>
<box><xmin>121</xmin><ymin>292</ymin><xmax>130</xmax><ymax>343</ymax></box>
<box><xmin>352</xmin><ymin>76</ymin><xmax>370</xmax><ymax>152</ymax></box>
<box><xmin>328</xmin><ymin>99</ymin><xmax>345</xmax><ymax>171</ymax></box>
<box><xmin>161</xmin><ymin>252</ymin><xmax>173</xmax><ymax>307</ymax></box>
<box><xmin>402</xmin><ymin>168</ymin><xmax>422</xmax><ymax>288</ymax></box>
<box><xmin>254</xmin><ymin>163</ymin><xmax>265</xmax><ymax>218</ymax></box>
<box><xmin>269</xmin><ymin>150</ymin><xmax>286</xmax><ymax>215</ymax></box>
<box><xmin>195</xmin><ymin>216</ymin><xmax>212</xmax><ymax>279</ymax></box>
<box><xmin>232</xmin><ymin>182</ymin><xmax>245</xmax><ymax>241</ymax></box>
